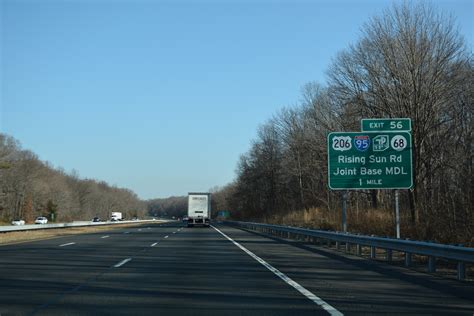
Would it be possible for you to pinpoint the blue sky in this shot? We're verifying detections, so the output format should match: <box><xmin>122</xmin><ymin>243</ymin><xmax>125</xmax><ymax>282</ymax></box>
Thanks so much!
<box><xmin>1</xmin><ymin>0</ymin><xmax>472</xmax><ymax>199</ymax></box>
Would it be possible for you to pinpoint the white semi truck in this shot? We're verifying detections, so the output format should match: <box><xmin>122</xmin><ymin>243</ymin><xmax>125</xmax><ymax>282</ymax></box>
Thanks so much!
<box><xmin>187</xmin><ymin>192</ymin><xmax>211</xmax><ymax>227</ymax></box>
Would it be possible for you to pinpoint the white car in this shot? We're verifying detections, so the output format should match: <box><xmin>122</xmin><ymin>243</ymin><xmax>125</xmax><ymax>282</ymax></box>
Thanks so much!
<box><xmin>11</xmin><ymin>219</ymin><xmax>26</xmax><ymax>226</ymax></box>
<box><xmin>34</xmin><ymin>216</ymin><xmax>48</xmax><ymax>224</ymax></box>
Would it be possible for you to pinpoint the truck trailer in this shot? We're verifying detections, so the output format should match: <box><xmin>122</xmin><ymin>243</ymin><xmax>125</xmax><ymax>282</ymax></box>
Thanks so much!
<box><xmin>111</xmin><ymin>212</ymin><xmax>122</xmax><ymax>221</ymax></box>
<box><xmin>187</xmin><ymin>192</ymin><xmax>211</xmax><ymax>227</ymax></box>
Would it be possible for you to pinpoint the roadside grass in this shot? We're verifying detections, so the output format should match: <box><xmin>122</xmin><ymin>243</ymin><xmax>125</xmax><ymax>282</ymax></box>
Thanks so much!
<box><xmin>266</xmin><ymin>207</ymin><xmax>395</xmax><ymax>236</ymax></box>
<box><xmin>264</xmin><ymin>207</ymin><xmax>473</xmax><ymax>246</ymax></box>
<box><xmin>0</xmin><ymin>222</ymin><xmax>153</xmax><ymax>246</ymax></box>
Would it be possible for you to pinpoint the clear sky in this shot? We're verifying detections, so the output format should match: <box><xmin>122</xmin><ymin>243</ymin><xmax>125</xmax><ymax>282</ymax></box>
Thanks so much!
<box><xmin>1</xmin><ymin>0</ymin><xmax>472</xmax><ymax>199</ymax></box>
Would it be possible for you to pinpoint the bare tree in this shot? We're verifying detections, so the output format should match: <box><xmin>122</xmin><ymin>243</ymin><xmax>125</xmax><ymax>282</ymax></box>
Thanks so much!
<box><xmin>327</xmin><ymin>2</ymin><xmax>470</xmax><ymax>227</ymax></box>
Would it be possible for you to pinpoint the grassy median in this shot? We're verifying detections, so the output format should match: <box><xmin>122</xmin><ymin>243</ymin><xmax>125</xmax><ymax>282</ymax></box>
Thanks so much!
<box><xmin>0</xmin><ymin>222</ymin><xmax>157</xmax><ymax>246</ymax></box>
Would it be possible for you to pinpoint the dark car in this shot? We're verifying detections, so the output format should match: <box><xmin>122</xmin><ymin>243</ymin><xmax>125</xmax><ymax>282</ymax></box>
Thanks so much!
<box><xmin>92</xmin><ymin>217</ymin><xmax>101</xmax><ymax>222</ymax></box>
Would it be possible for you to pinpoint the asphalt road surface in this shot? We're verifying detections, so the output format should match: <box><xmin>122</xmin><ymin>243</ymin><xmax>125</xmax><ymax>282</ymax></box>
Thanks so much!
<box><xmin>0</xmin><ymin>222</ymin><xmax>473</xmax><ymax>315</ymax></box>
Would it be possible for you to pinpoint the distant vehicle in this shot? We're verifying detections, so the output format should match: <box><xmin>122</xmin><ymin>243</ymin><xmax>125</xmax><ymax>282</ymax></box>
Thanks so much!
<box><xmin>111</xmin><ymin>212</ymin><xmax>122</xmax><ymax>221</ymax></box>
<box><xmin>34</xmin><ymin>217</ymin><xmax>48</xmax><ymax>224</ymax></box>
<box><xmin>187</xmin><ymin>193</ymin><xmax>211</xmax><ymax>227</ymax></box>
<box><xmin>182</xmin><ymin>216</ymin><xmax>188</xmax><ymax>223</ymax></box>
<box><xmin>11</xmin><ymin>219</ymin><xmax>25</xmax><ymax>226</ymax></box>
<box><xmin>132</xmin><ymin>216</ymin><xmax>138</xmax><ymax>221</ymax></box>
<box><xmin>92</xmin><ymin>217</ymin><xmax>101</xmax><ymax>222</ymax></box>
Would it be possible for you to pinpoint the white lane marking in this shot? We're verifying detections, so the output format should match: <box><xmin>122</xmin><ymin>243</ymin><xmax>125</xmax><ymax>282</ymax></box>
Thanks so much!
<box><xmin>101</xmin><ymin>235</ymin><xmax>110</xmax><ymax>239</ymax></box>
<box><xmin>173</xmin><ymin>231</ymin><xmax>176</xmax><ymax>234</ymax></box>
<box><xmin>147</xmin><ymin>227</ymin><xmax>151</xmax><ymax>230</ymax></box>
<box><xmin>138</xmin><ymin>229</ymin><xmax>142</xmax><ymax>232</ymax></box>
<box><xmin>123</xmin><ymin>231</ymin><xmax>130</xmax><ymax>234</ymax></box>
<box><xmin>211</xmin><ymin>225</ymin><xmax>343</xmax><ymax>316</ymax></box>
<box><xmin>151</xmin><ymin>242</ymin><xmax>158</xmax><ymax>247</ymax></box>
<box><xmin>164</xmin><ymin>235</ymin><xmax>169</xmax><ymax>239</ymax></box>
<box><xmin>59</xmin><ymin>242</ymin><xmax>75</xmax><ymax>247</ymax></box>
<box><xmin>113</xmin><ymin>258</ymin><xmax>132</xmax><ymax>268</ymax></box>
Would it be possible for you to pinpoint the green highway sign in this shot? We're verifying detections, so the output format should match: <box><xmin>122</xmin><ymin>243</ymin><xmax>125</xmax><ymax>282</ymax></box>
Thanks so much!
<box><xmin>361</xmin><ymin>118</ymin><xmax>411</xmax><ymax>132</ymax></box>
<box><xmin>327</xmin><ymin>132</ymin><xmax>413</xmax><ymax>190</ymax></box>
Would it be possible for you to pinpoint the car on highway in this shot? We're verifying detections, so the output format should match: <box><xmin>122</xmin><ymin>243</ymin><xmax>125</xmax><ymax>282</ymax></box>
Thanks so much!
<box><xmin>34</xmin><ymin>216</ymin><xmax>48</xmax><ymax>224</ymax></box>
<box><xmin>92</xmin><ymin>217</ymin><xmax>101</xmax><ymax>222</ymax></box>
<box><xmin>11</xmin><ymin>219</ymin><xmax>26</xmax><ymax>225</ymax></box>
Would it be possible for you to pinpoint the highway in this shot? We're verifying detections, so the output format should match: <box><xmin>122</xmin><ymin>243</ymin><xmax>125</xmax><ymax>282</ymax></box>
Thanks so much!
<box><xmin>0</xmin><ymin>222</ymin><xmax>473</xmax><ymax>315</ymax></box>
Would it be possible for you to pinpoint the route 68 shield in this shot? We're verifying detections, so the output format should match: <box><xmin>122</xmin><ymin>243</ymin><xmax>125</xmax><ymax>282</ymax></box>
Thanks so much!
<box><xmin>354</xmin><ymin>135</ymin><xmax>370</xmax><ymax>152</ymax></box>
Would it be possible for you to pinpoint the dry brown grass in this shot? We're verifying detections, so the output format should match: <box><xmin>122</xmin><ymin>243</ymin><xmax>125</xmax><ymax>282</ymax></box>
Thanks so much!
<box><xmin>262</xmin><ymin>207</ymin><xmax>473</xmax><ymax>246</ymax></box>
<box><xmin>266</xmin><ymin>207</ymin><xmax>406</xmax><ymax>237</ymax></box>
<box><xmin>0</xmin><ymin>222</ymin><xmax>156</xmax><ymax>246</ymax></box>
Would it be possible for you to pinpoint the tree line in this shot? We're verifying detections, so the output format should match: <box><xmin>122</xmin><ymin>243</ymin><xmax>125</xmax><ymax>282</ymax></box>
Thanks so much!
<box><xmin>0</xmin><ymin>134</ymin><xmax>146</xmax><ymax>223</ymax></box>
<box><xmin>148</xmin><ymin>196</ymin><xmax>187</xmax><ymax>219</ymax></box>
<box><xmin>212</xmin><ymin>2</ymin><xmax>473</xmax><ymax>244</ymax></box>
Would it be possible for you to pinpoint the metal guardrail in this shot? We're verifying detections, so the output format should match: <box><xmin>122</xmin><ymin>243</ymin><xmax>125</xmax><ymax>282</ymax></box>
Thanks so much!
<box><xmin>0</xmin><ymin>219</ymin><xmax>166</xmax><ymax>233</ymax></box>
<box><xmin>226</xmin><ymin>221</ymin><xmax>474</xmax><ymax>281</ymax></box>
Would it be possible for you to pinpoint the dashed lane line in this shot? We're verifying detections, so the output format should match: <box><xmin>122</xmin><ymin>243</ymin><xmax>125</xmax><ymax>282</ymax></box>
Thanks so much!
<box><xmin>59</xmin><ymin>242</ymin><xmax>75</xmax><ymax>247</ymax></box>
<box><xmin>113</xmin><ymin>258</ymin><xmax>132</xmax><ymax>268</ymax></box>
<box><xmin>101</xmin><ymin>235</ymin><xmax>110</xmax><ymax>239</ymax></box>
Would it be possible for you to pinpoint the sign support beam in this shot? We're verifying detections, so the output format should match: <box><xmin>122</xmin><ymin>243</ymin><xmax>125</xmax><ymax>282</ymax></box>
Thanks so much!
<box><xmin>395</xmin><ymin>190</ymin><xmax>400</xmax><ymax>239</ymax></box>
<box><xmin>342</xmin><ymin>191</ymin><xmax>348</xmax><ymax>233</ymax></box>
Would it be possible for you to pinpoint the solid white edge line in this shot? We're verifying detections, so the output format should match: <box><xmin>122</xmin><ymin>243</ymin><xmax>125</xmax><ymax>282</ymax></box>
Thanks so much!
<box><xmin>59</xmin><ymin>242</ymin><xmax>75</xmax><ymax>247</ymax></box>
<box><xmin>101</xmin><ymin>235</ymin><xmax>110</xmax><ymax>239</ymax></box>
<box><xmin>113</xmin><ymin>258</ymin><xmax>132</xmax><ymax>268</ymax></box>
<box><xmin>164</xmin><ymin>235</ymin><xmax>169</xmax><ymax>238</ymax></box>
<box><xmin>151</xmin><ymin>242</ymin><xmax>158</xmax><ymax>247</ymax></box>
<box><xmin>211</xmin><ymin>225</ymin><xmax>343</xmax><ymax>316</ymax></box>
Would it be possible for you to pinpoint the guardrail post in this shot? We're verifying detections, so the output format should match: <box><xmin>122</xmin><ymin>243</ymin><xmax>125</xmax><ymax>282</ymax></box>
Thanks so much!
<box><xmin>457</xmin><ymin>262</ymin><xmax>465</xmax><ymax>281</ymax></box>
<box><xmin>336</xmin><ymin>241</ymin><xmax>340</xmax><ymax>250</ymax></box>
<box><xmin>370</xmin><ymin>246</ymin><xmax>376</xmax><ymax>259</ymax></box>
<box><xmin>326</xmin><ymin>239</ymin><xmax>331</xmax><ymax>247</ymax></box>
<box><xmin>345</xmin><ymin>243</ymin><xmax>351</xmax><ymax>252</ymax></box>
<box><xmin>405</xmin><ymin>252</ymin><xmax>412</xmax><ymax>266</ymax></box>
<box><xmin>428</xmin><ymin>256</ymin><xmax>436</xmax><ymax>273</ymax></box>
<box><xmin>357</xmin><ymin>244</ymin><xmax>362</xmax><ymax>256</ymax></box>
<box><xmin>386</xmin><ymin>249</ymin><xmax>392</xmax><ymax>262</ymax></box>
